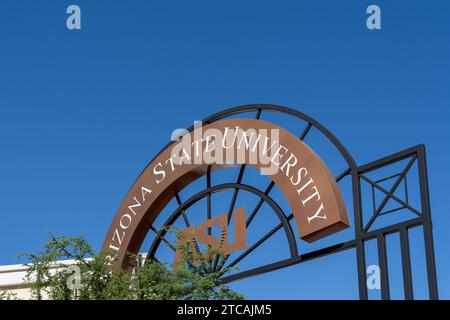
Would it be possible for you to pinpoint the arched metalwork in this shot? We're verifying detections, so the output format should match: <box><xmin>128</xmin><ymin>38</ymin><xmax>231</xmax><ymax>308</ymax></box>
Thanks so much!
<box><xmin>114</xmin><ymin>104</ymin><xmax>438</xmax><ymax>300</ymax></box>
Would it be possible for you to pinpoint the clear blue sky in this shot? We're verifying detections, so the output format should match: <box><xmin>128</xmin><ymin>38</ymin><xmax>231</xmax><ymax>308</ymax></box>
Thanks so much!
<box><xmin>0</xmin><ymin>1</ymin><xmax>449</xmax><ymax>299</ymax></box>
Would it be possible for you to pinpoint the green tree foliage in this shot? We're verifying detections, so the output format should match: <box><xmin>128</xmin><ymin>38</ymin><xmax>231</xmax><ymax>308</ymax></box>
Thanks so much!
<box><xmin>17</xmin><ymin>232</ymin><xmax>244</xmax><ymax>300</ymax></box>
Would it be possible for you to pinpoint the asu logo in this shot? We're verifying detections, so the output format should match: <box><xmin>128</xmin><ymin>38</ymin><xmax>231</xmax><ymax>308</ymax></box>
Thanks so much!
<box><xmin>174</xmin><ymin>208</ymin><xmax>248</xmax><ymax>268</ymax></box>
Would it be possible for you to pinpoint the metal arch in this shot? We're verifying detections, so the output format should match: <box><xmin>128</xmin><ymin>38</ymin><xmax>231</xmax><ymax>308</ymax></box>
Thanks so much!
<box><xmin>138</xmin><ymin>104</ymin><xmax>362</xmax><ymax>294</ymax></box>
<box><xmin>116</xmin><ymin>103</ymin><xmax>373</xmax><ymax>299</ymax></box>
<box><xmin>146</xmin><ymin>183</ymin><xmax>299</xmax><ymax>263</ymax></box>
<box><xmin>103</xmin><ymin>103</ymin><xmax>438</xmax><ymax>300</ymax></box>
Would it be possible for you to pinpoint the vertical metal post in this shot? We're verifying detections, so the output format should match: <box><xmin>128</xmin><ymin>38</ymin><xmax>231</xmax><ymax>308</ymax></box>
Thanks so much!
<box><xmin>400</xmin><ymin>227</ymin><xmax>414</xmax><ymax>300</ymax></box>
<box><xmin>377</xmin><ymin>234</ymin><xmax>390</xmax><ymax>300</ymax></box>
<box><xmin>352</xmin><ymin>170</ymin><xmax>368</xmax><ymax>300</ymax></box>
<box><xmin>417</xmin><ymin>145</ymin><xmax>439</xmax><ymax>300</ymax></box>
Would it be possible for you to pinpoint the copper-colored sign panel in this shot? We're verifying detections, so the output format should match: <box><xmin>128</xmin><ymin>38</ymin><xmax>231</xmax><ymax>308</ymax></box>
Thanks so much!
<box><xmin>102</xmin><ymin>119</ymin><xmax>350</xmax><ymax>268</ymax></box>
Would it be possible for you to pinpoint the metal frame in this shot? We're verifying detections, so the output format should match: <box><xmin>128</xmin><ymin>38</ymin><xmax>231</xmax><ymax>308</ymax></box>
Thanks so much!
<box><xmin>143</xmin><ymin>104</ymin><xmax>439</xmax><ymax>300</ymax></box>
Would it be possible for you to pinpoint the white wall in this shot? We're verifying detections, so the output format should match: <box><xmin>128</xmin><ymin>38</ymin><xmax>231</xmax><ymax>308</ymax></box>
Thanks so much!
<box><xmin>0</xmin><ymin>260</ymin><xmax>78</xmax><ymax>300</ymax></box>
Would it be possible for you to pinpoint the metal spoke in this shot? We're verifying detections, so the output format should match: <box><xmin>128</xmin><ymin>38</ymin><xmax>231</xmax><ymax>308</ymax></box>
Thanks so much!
<box><xmin>175</xmin><ymin>193</ymin><xmax>191</xmax><ymax>228</ymax></box>
<box><xmin>219</xmin><ymin>214</ymin><xmax>294</xmax><ymax>275</ymax></box>
<box><xmin>335</xmin><ymin>167</ymin><xmax>351</xmax><ymax>182</ymax></box>
<box><xmin>255</xmin><ymin>107</ymin><xmax>262</xmax><ymax>120</ymax></box>
<box><xmin>246</xmin><ymin>181</ymin><xmax>275</xmax><ymax>227</ymax></box>
<box><xmin>149</xmin><ymin>226</ymin><xmax>176</xmax><ymax>252</ymax></box>
<box><xmin>299</xmin><ymin>122</ymin><xmax>312</xmax><ymax>141</ymax></box>
<box><xmin>206</xmin><ymin>166</ymin><xmax>212</xmax><ymax>234</ymax></box>
<box><xmin>227</xmin><ymin>165</ymin><xmax>246</xmax><ymax>223</ymax></box>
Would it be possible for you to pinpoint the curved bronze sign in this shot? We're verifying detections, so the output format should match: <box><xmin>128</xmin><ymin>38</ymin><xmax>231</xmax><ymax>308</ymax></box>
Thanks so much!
<box><xmin>102</xmin><ymin>119</ymin><xmax>350</xmax><ymax>268</ymax></box>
